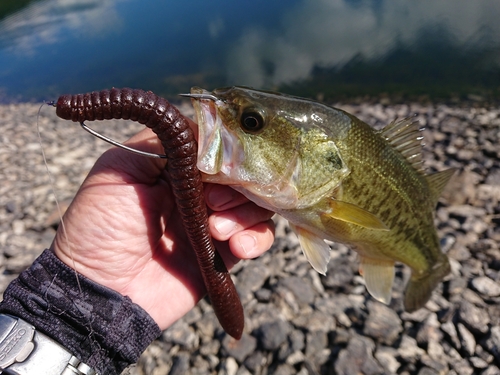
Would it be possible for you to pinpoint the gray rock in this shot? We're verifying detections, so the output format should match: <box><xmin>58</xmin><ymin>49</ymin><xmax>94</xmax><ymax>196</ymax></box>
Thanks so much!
<box><xmin>276</xmin><ymin>275</ymin><xmax>315</xmax><ymax>305</ymax></box>
<box><xmin>398</xmin><ymin>335</ymin><xmax>425</xmax><ymax>363</ymax></box>
<box><xmin>363</xmin><ymin>300</ymin><xmax>403</xmax><ymax>345</ymax></box>
<box><xmin>254</xmin><ymin>288</ymin><xmax>272</xmax><ymax>302</ymax></box>
<box><xmin>420</xmin><ymin>352</ymin><xmax>449</xmax><ymax>374</ymax></box>
<box><xmin>162</xmin><ymin>320</ymin><xmax>199</xmax><ymax>351</ymax></box>
<box><xmin>292</xmin><ymin>310</ymin><xmax>335</xmax><ymax>332</ymax></box>
<box><xmin>255</xmin><ymin>320</ymin><xmax>292</xmax><ymax>350</ymax></box>
<box><xmin>236</xmin><ymin>262</ymin><xmax>270</xmax><ymax>303</ymax></box>
<box><xmin>458</xmin><ymin>300</ymin><xmax>490</xmax><ymax>335</ymax></box>
<box><xmin>374</xmin><ymin>347</ymin><xmax>400</xmax><ymax>374</ymax></box>
<box><xmin>192</xmin><ymin>356</ymin><xmax>211</xmax><ymax>374</ymax></box>
<box><xmin>441</xmin><ymin>321</ymin><xmax>461</xmax><ymax>350</ymax></box>
<box><xmin>322</xmin><ymin>257</ymin><xmax>355</xmax><ymax>290</ymax></box>
<box><xmin>335</xmin><ymin>335</ymin><xmax>383</xmax><ymax>375</ymax></box>
<box><xmin>417</xmin><ymin>368</ymin><xmax>439</xmax><ymax>375</ymax></box>
<box><xmin>219</xmin><ymin>357</ymin><xmax>238</xmax><ymax>375</ymax></box>
<box><xmin>221</xmin><ymin>334</ymin><xmax>257</xmax><ymax>363</ymax></box>
<box><xmin>484</xmin><ymin>325</ymin><xmax>500</xmax><ymax>362</ymax></box>
<box><xmin>416</xmin><ymin>313</ymin><xmax>443</xmax><ymax>346</ymax></box>
<box><xmin>305</xmin><ymin>330</ymin><xmax>329</xmax><ymax>366</ymax></box>
<box><xmin>195</xmin><ymin>311</ymin><xmax>218</xmax><ymax>339</ymax></box>
<box><xmin>272</xmin><ymin>363</ymin><xmax>298</xmax><ymax>375</ymax></box>
<box><xmin>169</xmin><ymin>352</ymin><xmax>190</xmax><ymax>375</ymax></box>
<box><xmin>481</xmin><ymin>366</ymin><xmax>500</xmax><ymax>375</ymax></box>
<box><xmin>469</xmin><ymin>356</ymin><xmax>489</xmax><ymax>370</ymax></box>
<box><xmin>289</xmin><ymin>329</ymin><xmax>305</xmax><ymax>351</ymax></box>
<box><xmin>457</xmin><ymin>323</ymin><xmax>476</xmax><ymax>356</ymax></box>
<box><xmin>243</xmin><ymin>351</ymin><xmax>267</xmax><ymax>373</ymax></box>
<box><xmin>471</xmin><ymin>276</ymin><xmax>500</xmax><ymax>297</ymax></box>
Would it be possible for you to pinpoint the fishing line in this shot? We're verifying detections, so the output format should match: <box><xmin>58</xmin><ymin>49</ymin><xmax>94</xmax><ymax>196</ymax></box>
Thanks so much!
<box><xmin>37</xmin><ymin>102</ymin><xmax>82</xmax><ymax>294</ymax></box>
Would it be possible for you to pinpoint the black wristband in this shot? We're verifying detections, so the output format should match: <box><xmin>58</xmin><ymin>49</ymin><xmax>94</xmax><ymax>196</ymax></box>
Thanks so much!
<box><xmin>0</xmin><ymin>249</ymin><xmax>161</xmax><ymax>375</ymax></box>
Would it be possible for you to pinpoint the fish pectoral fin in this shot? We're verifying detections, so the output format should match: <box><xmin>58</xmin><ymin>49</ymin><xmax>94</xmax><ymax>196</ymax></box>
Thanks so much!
<box><xmin>290</xmin><ymin>223</ymin><xmax>330</xmax><ymax>275</ymax></box>
<box><xmin>326</xmin><ymin>199</ymin><xmax>390</xmax><ymax>230</ymax></box>
<box><xmin>359</xmin><ymin>257</ymin><xmax>395</xmax><ymax>305</ymax></box>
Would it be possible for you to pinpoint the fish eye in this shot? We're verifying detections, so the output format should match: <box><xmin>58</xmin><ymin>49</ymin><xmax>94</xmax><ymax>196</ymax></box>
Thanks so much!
<box><xmin>240</xmin><ymin>110</ymin><xmax>265</xmax><ymax>132</ymax></box>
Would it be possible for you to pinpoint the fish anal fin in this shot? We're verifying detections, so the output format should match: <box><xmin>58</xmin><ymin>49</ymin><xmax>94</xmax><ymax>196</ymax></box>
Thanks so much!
<box><xmin>425</xmin><ymin>168</ymin><xmax>456</xmax><ymax>205</ymax></box>
<box><xmin>359</xmin><ymin>257</ymin><xmax>395</xmax><ymax>305</ymax></box>
<box><xmin>326</xmin><ymin>199</ymin><xmax>390</xmax><ymax>231</ymax></box>
<box><xmin>290</xmin><ymin>223</ymin><xmax>330</xmax><ymax>275</ymax></box>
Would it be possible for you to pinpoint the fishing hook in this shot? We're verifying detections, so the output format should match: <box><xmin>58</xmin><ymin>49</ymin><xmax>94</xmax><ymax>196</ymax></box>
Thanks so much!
<box><xmin>178</xmin><ymin>93</ymin><xmax>219</xmax><ymax>101</ymax></box>
<box><xmin>47</xmin><ymin>99</ymin><xmax>167</xmax><ymax>159</ymax></box>
<box><xmin>79</xmin><ymin>121</ymin><xmax>168</xmax><ymax>159</ymax></box>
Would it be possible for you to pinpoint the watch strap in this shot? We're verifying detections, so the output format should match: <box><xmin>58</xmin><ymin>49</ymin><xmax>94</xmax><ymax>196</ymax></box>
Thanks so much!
<box><xmin>0</xmin><ymin>314</ymin><xmax>97</xmax><ymax>375</ymax></box>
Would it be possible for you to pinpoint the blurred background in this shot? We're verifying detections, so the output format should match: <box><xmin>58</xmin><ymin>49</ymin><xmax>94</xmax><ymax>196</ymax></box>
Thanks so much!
<box><xmin>1</xmin><ymin>0</ymin><xmax>500</xmax><ymax>104</ymax></box>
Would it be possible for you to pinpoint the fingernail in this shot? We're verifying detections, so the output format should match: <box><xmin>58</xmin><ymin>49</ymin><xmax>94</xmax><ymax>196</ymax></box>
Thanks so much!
<box><xmin>238</xmin><ymin>234</ymin><xmax>257</xmax><ymax>257</ymax></box>
<box><xmin>214</xmin><ymin>217</ymin><xmax>236</xmax><ymax>236</ymax></box>
<box><xmin>208</xmin><ymin>186</ymin><xmax>233</xmax><ymax>208</ymax></box>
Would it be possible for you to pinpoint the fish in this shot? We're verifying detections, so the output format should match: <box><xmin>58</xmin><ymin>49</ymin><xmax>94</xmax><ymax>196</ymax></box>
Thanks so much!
<box><xmin>185</xmin><ymin>86</ymin><xmax>455</xmax><ymax>312</ymax></box>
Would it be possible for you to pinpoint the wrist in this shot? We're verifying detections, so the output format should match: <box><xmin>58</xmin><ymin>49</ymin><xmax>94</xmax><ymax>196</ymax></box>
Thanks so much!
<box><xmin>0</xmin><ymin>249</ymin><xmax>161</xmax><ymax>374</ymax></box>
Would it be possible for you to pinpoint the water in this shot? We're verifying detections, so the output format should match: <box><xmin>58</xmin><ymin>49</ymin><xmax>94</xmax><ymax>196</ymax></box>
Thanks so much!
<box><xmin>1</xmin><ymin>0</ymin><xmax>500</xmax><ymax>103</ymax></box>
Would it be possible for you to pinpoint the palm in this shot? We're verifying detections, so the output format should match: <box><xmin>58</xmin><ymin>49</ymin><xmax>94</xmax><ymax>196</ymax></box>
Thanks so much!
<box><xmin>51</xmin><ymin>128</ymin><xmax>274</xmax><ymax>329</ymax></box>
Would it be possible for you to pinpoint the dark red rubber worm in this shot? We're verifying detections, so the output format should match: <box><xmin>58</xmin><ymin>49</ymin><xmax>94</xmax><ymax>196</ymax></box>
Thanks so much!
<box><xmin>55</xmin><ymin>88</ymin><xmax>244</xmax><ymax>339</ymax></box>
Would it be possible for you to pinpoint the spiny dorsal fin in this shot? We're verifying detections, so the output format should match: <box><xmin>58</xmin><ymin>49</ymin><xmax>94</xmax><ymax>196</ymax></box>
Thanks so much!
<box><xmin>425</xmin><ymin>168</ymin><xmax>456</xmax><ymax>206</ymax></box>
<box><xmin>378</xmin><ymin>116</ymin><xmax>425</xmax><ymax>173</ymax></box>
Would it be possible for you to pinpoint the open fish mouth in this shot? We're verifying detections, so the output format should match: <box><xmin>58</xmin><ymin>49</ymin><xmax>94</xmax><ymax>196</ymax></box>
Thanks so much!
<box><xmin>186</xmin><ymin>87</ymin><xmax>240</xmax><ymax>179</ymax></box>
<box><xmin>188</xmin><ymin>88</ymin><xmax>225</xmax><ymax>175</ymax></box>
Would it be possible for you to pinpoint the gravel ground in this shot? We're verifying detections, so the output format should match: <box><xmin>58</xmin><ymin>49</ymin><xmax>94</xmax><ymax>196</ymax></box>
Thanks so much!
<box><xmin>0</xmin><ymin>98</ymin><xmax>499</xmax><ymax>375</ymax></box>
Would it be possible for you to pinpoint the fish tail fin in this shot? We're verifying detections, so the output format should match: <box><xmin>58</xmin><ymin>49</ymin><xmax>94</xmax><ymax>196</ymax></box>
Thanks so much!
<box><xmin>404</xmin><ymin>255</ymin><xmax>451</xmax><ymax>312</ymax></box>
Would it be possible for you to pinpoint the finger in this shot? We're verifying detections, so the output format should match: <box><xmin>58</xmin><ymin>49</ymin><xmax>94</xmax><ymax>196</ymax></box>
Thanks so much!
<box><xmin>205</xmin><ymin>184</ymin><xmax>250</xmax><ymax>211</ymax></box>
<box><xmin>209</xmin><ymin>202</ymin><xmax>274</xmax><ymax>241</ymax></box>
<box><xmin>228</xmin><ymin>220</ymin><xmax>275</xmax><ymax>259</ymax></box>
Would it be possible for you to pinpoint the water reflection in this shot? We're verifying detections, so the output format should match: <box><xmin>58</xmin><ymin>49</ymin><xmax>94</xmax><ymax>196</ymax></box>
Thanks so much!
<box><xmin>0</xmin><ymin>0</ymin><xmax>124</xmax><ymax>53</ymax></box>
<box><xmin>0</xmin><ymin>0</ymin><xmax>499</xmax><ymax>102</ymax></box>
<box><xmin>227</xmin><ymin>0</ymin><xmax>500</xmax><ymax>89</ymax></box>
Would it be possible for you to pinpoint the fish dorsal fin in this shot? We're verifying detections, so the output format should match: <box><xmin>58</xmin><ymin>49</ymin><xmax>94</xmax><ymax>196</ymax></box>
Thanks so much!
<box><xmin>378</xmin><ymin>116</ymin><xmax>425</xmax><ymax>173</ymax></box>
<box><xmin>425</xmin><ymin>168</ymin><xmax>456</xmax><ymax>205</ymax></box>
<box><xmin>359</xmin><ymin>256</ymin><xmax>395</xmax><ymax>304</ymax></box>
<box><xmin>290</xmin><ymin>223</ymin><xmax>330</xmax><ymax>275</ymax></box>
<box><xmin>326</xmin><ymin>199</ymin><xmax>390</xmax><ymax>230</ymax></box>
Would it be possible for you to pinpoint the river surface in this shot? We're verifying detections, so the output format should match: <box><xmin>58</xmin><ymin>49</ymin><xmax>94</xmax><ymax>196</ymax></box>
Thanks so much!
<box><xmin>1</xmin><ymin>0</ymin><xmax>499</xmax><ymax>102</ymax></box>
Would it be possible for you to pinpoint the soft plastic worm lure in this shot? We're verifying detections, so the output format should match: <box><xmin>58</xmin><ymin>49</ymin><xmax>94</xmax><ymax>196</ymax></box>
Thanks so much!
<box><xmin>54</xmin><ymin>88</ymin><xmax>244</xmax><ymax>339</ymax></box>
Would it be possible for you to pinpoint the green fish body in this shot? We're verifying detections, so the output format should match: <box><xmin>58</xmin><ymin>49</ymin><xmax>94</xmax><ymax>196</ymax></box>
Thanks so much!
<box><xmin>189</xmin><ymin>86</ymin><xmax>454</xmax><ymax>311</ymax></box>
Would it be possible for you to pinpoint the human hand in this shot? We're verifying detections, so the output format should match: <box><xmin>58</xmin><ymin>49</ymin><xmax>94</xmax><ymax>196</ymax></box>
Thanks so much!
<box><xmin>50</xmin><ymin>122</ymin><xmax>275</xmax><ymax>330</ymax></box>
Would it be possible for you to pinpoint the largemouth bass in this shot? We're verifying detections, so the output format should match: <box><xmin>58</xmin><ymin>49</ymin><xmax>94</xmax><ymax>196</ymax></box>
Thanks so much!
<box><xmin>185</xmin><ymin>87</ymin><xmax>455</xmax><ymax>312</ymax></box>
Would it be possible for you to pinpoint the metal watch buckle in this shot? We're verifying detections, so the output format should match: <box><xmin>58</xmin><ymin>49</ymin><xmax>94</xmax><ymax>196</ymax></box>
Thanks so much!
<box><xmin>0</xmin><ymin>315</ymin><xmax>35</xmax><ymax>370</ymax></box>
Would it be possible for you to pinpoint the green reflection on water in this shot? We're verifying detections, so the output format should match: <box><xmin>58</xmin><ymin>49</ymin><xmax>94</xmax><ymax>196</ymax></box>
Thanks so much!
<box><xmin>0</xmin><ymin>0</ymin><xmax>36</xmax><ymax>21</ymax></box>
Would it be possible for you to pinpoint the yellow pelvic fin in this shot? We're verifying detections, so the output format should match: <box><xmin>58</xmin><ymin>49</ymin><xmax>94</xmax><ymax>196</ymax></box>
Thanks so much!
<box><xmin>326</xmin><ymin>199</ymin><xmax>390</xmax><ymax>230</ymax></box>
<box><xmin>425</xmin><ymin>168</ymin><xmax>456</xmax><ymax>206</ymax></box>
<box><xmin>359</xmin><ymin>257</ymin><xmax>395</xmax><ymax>305</ymax></box>
<box><xmin>290</xmin><ymin>223</ymin><xmax>330</xmax><ymax>275</ymax></box>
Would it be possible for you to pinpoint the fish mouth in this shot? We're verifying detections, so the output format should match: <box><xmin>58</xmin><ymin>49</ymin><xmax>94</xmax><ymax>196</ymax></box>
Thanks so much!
<box><xmin>188</xmin><ymin>87</ymin><xmax>226</xmax><ymax>175</ymax></box>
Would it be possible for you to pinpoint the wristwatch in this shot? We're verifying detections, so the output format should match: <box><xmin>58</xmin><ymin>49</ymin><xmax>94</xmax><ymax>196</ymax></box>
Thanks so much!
<box><xmin>0</xmin><ymin>314</ymin><xmax>97</xmax><ymax>374</ymax></box>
